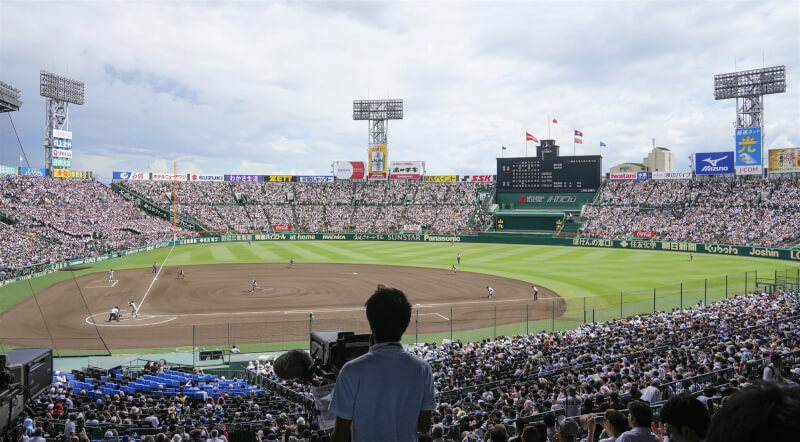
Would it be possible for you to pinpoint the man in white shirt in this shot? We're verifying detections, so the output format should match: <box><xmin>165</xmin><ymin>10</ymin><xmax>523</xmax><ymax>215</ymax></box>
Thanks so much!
<box><xmin>616</xmin><ymin>400</ymin><xmax>659</xmax><ymax>442</ymax></box>
<box><xmin>640</xmin><ymin>379</ymin><xmax>662</xmax><ymax>403</ymax></box>
<box><xmin>330</xmin><ymin>286</ymin><xmax>436</xmax><ymax>442</ymax></box>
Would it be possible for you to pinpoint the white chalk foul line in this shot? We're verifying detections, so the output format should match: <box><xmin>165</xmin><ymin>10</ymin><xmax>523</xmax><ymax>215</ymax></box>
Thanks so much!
<box><xmin>85</xmin><ymin>313</ymin><xmax>178</xmax><ymax>327</ymax></box>
<box><xmin>136</xmin><ymin>243</ymin><xmax>176</xmax><ymax>315</ymax></box>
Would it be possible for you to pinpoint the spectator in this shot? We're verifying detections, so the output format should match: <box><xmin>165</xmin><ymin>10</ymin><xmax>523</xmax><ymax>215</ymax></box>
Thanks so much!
<box><xmin>705</xmin><ymin>384</ymin><xmax>800</xmax><ymax>442</ymax></box>
<box><xmin>659</xmin><ymin>396</ymin><xmax>710</xmax><ymax>442</ymax></box>
<box><xmin>617</xmin><ymin>400</ymin><xmax>659</xmax><ymax>442</ymax></box>
<box><xmin>330</xmin><ymin>286</ymin><xmax>436</xmax><ymax>442</ymax></box>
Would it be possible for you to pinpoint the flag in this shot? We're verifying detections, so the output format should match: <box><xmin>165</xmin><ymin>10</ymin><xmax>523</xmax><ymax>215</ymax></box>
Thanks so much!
<box><xmin>552</xmin><ymin>118</ymin><xmax>558</xmax><ymax>124</ymax></box>
<box><xmin>574</xmin><ymin>137</ymin><xmax>583</xmax><ymax>144</ymax></box>
<box><xmin>574</xmin><ymin>130</ymin><xmax>583</xmax><ymax>137</ymax></box>
<box><xmin>526</xmin><ymin>132</ymin><xmax>539</xmax><ymax>142</ymax></box>
<box><xmin>502</xmin><ymin>145</ymin><xmax>507</xmax><ymax>150</ymax></box>
<box><xmin>600</xmin><ymin>142</ymin><xmax>607</xmax><ymax>147</ymax></box>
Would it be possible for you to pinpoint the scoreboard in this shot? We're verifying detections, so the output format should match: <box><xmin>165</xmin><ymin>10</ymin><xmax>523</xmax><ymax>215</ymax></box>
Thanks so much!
<box><xmin>497</xmin><ymin>155</ymin><xmax>602</xmax><ymax>193</ymax></box>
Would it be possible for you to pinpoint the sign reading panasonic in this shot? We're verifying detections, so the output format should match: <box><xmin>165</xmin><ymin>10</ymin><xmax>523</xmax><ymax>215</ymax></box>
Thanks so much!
<box><xmin>695</xmin><ymin>152</ymin><xmax>734</xmax><ymax>175</ymax></box>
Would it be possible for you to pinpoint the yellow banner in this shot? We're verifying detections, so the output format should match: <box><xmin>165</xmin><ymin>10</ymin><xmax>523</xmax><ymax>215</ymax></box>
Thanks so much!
<box><xmin>368</xmin><ymin>144</ymin><xmax>387</xmax><ymax>177</ymax></box>
<box><xmin>768</xmin><ymin>148</ymin><xmax>800</xmax><ymax>173</ymax></box>
<box><xmin>423</xmin><ymin>175</ymin><xmax>457</xmax><ymax>183</ymax></box>
<box><xmin>53</xmin><ymin>168</ymin><xmax>69</xmax><ymax>178</ymax></box>
<box><xmin>53</xmin><ymin>169</ymin><xmax>88</xmax><ymax>179</ymax></box>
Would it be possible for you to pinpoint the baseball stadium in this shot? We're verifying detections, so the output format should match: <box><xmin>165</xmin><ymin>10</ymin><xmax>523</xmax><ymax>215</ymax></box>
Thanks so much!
<box><xmin>1</xmin><ymin>3</ymin><xmax>800</xmax><ymax>441</ymax></box>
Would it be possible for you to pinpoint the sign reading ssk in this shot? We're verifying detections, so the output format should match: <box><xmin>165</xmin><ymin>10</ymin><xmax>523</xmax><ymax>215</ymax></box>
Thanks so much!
<box><xmin>694</xmin><ymin>152</ymin><xmax>734</xmax><ymax>175</ymax></box>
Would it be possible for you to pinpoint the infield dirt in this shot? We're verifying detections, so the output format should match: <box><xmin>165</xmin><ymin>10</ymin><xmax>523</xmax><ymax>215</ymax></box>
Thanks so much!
<box><xmin>0</xmin><ymin>263</ymin><xmax>565</xmax><ymax>351</ymax></box>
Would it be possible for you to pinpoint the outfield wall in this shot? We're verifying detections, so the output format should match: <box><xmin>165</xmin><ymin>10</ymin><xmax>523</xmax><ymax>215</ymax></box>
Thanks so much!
<box><xmin>2</xmin><ymin>233</ymin><xmax>799</xmax><ymax>288</ymax></box>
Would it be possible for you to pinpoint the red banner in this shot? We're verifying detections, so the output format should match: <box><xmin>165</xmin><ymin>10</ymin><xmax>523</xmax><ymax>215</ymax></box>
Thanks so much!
<box><xmin>273</xmin><ymin>224</ymin><xmax>292</xmax><ymax>231</ymax></box>
<box><xmin>333</xmin><ymin>161</ymin><xmax>366</xmax><ymax>180</ymax></box>
<box><xmin>634</xmin><ymin>230</ymin><xmax>655</xmax><ymax>238</ymax></box>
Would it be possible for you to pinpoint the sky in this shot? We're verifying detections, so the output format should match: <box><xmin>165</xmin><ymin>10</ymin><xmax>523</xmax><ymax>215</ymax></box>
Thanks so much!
<box><xmin>0</xmin><ymin>0</ymin><xmax>798</xmax><ymax>183</ymax></box>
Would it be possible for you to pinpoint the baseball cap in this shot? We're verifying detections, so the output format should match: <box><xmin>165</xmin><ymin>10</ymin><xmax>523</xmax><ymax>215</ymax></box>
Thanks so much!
<box><xmin>557</xmin><ymin>415</ymin><xmax>580</xmax><ymax>437</ymax></box>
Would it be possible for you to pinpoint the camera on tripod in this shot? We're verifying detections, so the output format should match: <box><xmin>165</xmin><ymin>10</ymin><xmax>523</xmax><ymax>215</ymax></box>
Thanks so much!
<box><xmin>0</xmin><ymin>348</ymin><xmax>53</xmax><ymax>437</ymax></box>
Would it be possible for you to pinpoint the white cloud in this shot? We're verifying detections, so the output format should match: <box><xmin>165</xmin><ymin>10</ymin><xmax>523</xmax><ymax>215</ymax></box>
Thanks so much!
<box><xmin>0</xmin><ymin>0</ymin><xmax>797</xmax><ymax>180</ymax></box>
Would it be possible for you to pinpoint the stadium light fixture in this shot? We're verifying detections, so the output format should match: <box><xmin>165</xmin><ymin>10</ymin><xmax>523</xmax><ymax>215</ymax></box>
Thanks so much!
<box><xmin>0</xmin><ymin>80</ymin><xmax>22</xmax><ymax>113</ymax></box>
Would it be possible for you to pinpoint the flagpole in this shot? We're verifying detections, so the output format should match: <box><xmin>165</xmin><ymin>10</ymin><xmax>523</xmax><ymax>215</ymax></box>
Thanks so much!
<box><xmin>525</xmin><ymin>140</ymin><xmax>528</xmax><ymax>157</ymax></box>
<box><xmin>573</xmin><ymin>130</ymin><xmax>576</xmax><ymax>156</ymax></box>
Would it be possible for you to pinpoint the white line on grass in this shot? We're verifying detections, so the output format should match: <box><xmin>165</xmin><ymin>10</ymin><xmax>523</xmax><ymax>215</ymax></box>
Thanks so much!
<box><xmin>136</xmin><ymin>242</ymin><xmax>176</xmax><ymax>315</ymax></box>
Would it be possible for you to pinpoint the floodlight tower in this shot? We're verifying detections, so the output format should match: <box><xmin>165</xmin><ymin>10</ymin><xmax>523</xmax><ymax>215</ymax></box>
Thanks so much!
<box><xmin>40</xmin><ymin>70</ymin><xmax>84</xmax><ymax>173</ymax></box>
<box><xmin>0</xmin><ymin>80</ymin><xmax>22</xmax><ymax>113</ymax></box>
<box><xmin>714</xmin><ymin>65</ymin><xmax>785</xmax><ymax>129</ymax></box>
<box><xmin>353</xmin><ymin>99</ymin><xmax>403</xmax><ymax>144</ymax></box>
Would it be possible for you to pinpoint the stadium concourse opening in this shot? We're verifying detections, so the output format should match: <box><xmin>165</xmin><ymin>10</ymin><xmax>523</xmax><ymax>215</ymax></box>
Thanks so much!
<box><xmin>0</xmin><ymin>263</ymin><xmax>564</xmax><ymax>353</ymax></box>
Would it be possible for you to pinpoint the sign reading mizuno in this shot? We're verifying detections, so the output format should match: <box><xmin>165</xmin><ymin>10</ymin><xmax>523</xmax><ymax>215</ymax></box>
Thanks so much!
<box><xmin>694</xmin><ymin>152</ymin><xmax>734</xmax><ymax>175</ymax></box>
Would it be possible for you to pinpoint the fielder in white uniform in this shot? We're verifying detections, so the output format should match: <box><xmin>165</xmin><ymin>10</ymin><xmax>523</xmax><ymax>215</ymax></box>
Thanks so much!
<box><xmin>486</xmin><ymin>286</ymin><xmax>495</xmax><ymax>298</ymax></box>
<box><xmin>250</xmin><ymin>279</ymin><xmax>258</xmax><ymax>293</ymax></box>
<box><xmin>108</xmin><ymin>269</ymin><xmax>114</xmax><ymax>282</ymax></box>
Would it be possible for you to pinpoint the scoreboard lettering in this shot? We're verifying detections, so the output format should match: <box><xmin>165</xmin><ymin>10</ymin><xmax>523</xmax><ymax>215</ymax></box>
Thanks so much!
<box><xmin>497</xmin><ymin>156</ymin><xmax>602</xmax><ymax>192</ymax></box>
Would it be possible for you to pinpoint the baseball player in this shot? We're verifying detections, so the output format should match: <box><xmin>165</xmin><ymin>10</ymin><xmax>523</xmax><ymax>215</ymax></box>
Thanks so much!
<box><xmin>486</xmin><ymin>286</ymin><xmax>495</xmax><ymax>299</ymax></box>
<box><xmin>289</xmin><ymin>257</ymin><xmax>295</xmax><ymax>267</ymax></box>
<box><xmin>250</xmin><ymin>278</ymin><xmax>258</xmax><ymax>293</ymax></box>
<box><xmin>108</xmin><ymin>269</ymin><xmax>114</xmax><ymax>282</ymax></box>
<box><xmin>532</xmin><ymin>285</ymin><xmax>539</xmax><ymax>301</ymax></box>
<box><xmin>452</xmin><ymin>265</ymin><xmax>458</xmax><ymax>274</ymax></box>
<box><xmin>456</xmin><ymin>253</ymin><xmax>461</xmax><ymax>265</ymax></box>
<box><xmin>128</xmin><ymin>301</ymin><xmax>139</xmax><ymax>319</ymax></box>
<box><xmin>107</xmin><ymin>306</ymin><xmax>120</xmax><ymax>322</ymax></box>
<box><xmin>177</xmin><ymin>269</ymin><xmax>185</xmax><ymax>279</ymax></box>
<box><xmin>152</xmin><ymin>262</ymin><xmax>158</xmax><ymax>273</ymax></box>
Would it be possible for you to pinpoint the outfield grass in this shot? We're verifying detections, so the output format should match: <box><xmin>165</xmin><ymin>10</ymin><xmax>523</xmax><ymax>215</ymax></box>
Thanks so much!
<box><xmin>1</xmin><ymin>241</ymin><xmax>798</xmax><ymax>354</ymax></box>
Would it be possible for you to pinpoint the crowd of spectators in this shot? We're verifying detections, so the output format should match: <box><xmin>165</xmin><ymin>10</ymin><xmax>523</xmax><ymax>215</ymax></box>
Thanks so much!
<box><xmin>244</xmin><ymin>288</ymin><xmax>799</xmax><ymax>441</ymax></box>
<box><xmin>581</xmin><ymin>177</ymin><xmax>800</xmax><ymax>246</ymax></box>
<box><xmin>116</xmin><ymin>180</ymin><xmax>490</xmax><ymax>234</ymax></box>
<box><xmin>0</xmin><ymin>176</ymin><xmax>177</xmax><ymax>279</ymax></box>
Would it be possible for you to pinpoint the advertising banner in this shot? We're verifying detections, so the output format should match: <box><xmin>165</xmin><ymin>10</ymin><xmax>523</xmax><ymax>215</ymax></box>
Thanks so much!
<box><xmin>0</xmin><ymin>164</ymin><xmax>17</xmax><ymax>175</ymax></box>
<box><xmin>460</xmin><ymin>175</ymin><xmax>496</xmax><ymax>182</ymax></box>
<box><xmin>189</xmin><ymin>174</ymin><xmax>225</xmax><ymax>181</ymax></box>
<box><xmin>634</xmin><ymin>230</ymin><xmax>656</xmax><ymax>238</ymax></box>
<box><xmin>768</xmin><ymin>148</ymin><xmax>800</xmax><ymax>173</ymax></box>
<box><xmin>129</xmin><ymin>172</ymin><xmax>149</xmax><ymax>180</ymax></box>
<box><xmin>152</xmin><ymin>173</ymin><xmax>188</xmax><ymax>181</ymax></box>
<box><xmin>652</xmin><ymin>171</ymin><xmax>692</xmax><ymax>180</ymax></box>
<box><xmin>610</xmin><ymin>172</ymin><xmax>649</xmax><ymax>180</ymax></box>
<box><xmin>299</xmin><ymin>175</ymin><xmax>335</xmax><ymax>183</ymax></box>
<box><xmin>368</xmin><ymin>144</ymin><xmax>388</xmax><ymax>179</ymax></box>
<box><xmin>273</xmin><ymin>224</ymin><xmax>292</xmax><ymax>231</ymax></box>
<box><xmin>403</xmin><ymin>224</ymin><xmax>422</xmax><ymax>232</ymax></box>
<box><xmin>389</xmin><ymin>161</ymin><xmax>424</xmax><ymax>180</ymax></box>
<box><xmin>20</xmin><ymin>167</ymin><xmax>47</xmax><ymax>177</ymax></box>
<box><xmin>52</xmin><ymin>148</ymin><xmax>73</xmax><ymax>158</ymax></box>
<box><xmin>52</xmin><ymin>158</ymin><xmax>72</xmax><ymax>168</ymax></box>
<box><xmin>263</xmin><ymin>175</ymin><xmax>297</xmax><ymax>182</ymax></box>
<box><xmin>423</xmin><ymin>175</ymin><xmax>457</xmax><ymax>183</ymax></box>
<box><xmin>694</xmin><ymin>152</ymin><xmax>734</xmax><ymax>175</ymax></box>
<box><xmin>735</xmin><ymin>127</ymin><xmax>762</xmax><ymax>175</ymax></box>
<box><xmin>225</xmin><ymin>174</ymin><xmax>261</xmax><ymax>182</ymax></box>
<box><xmin>113</xmin><ymin>171</ymin><xmax>132</xmax><ymax>180</ymax></box>
<box><xmin>53</xmin><ymin>168</ymin><xmax>69</xmax><ymax>178</ymax></box>
<box><xmin>52</xmin><ymin>129</ymin><xmax>72</xmax><ymax>140</ymax></box>
<box><xmin>334</xmin><ymin>161</ymin><xmax>366</xmax><ymax>180</ymax></box>
<box><xmin>52</xmin><ymin>138</ymin><xmax>72</xmax><ymax>149</ymax></box>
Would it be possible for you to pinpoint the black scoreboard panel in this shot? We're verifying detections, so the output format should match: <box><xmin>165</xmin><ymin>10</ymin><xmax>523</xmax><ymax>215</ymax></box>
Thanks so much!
<box><xmin>497</xmin><ymin>155</ymin><xmax>602</xmax><ymax>193</ymax></box>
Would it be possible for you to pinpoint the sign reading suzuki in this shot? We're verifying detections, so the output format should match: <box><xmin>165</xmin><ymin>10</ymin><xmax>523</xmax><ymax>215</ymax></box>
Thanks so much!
<box><xmin>694</xmin><ymin>152</ymin><xmax>734</xmax><ymax>175</ymax></box>
<box><xmin>189</xmin><ymin>174</ymin><xmax>224</xmax><ymax>181</ymax></box>
<box><xmin>735</xmin><ymin>127</ymin><xmax>762</xmax><ymax>175</ymax></box>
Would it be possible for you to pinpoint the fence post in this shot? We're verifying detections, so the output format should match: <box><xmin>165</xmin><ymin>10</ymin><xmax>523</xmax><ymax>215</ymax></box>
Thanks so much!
<box><xmin>450</xmin><ymin>308</ymin><xmax>453</xmax><ymax>342</ymax></box>
<box><xmin>680</xmin><ymin>283</ymin><xmax>683</xmax><ymax>312</ymax></box>
<box><xmin>745</xmin><ymin>272</ymin><xmax>748</xmax><ymax>296</ymax></box>
<box><xmin>620</xmin><ymin>292</ymin><xmax>623</xmax><ymax>319</ymax></box>
<box><xmin>583</xmin><ymin>297</ymin><xmax>586</xmax><ymax>323</ymax></box>
<box><xmin>704</xmin><ymin>279</ymin><xmax>707</xmax><ymax>305</ymax></box>
<box><xmin>415</xmin><ymin>309</ymin><xmax>419</xmax><ymax>344</ymax></box>
<box><xmin>653</xmin><ymin>288</ymin><xmax>656</xmax><ymax>314</ymax></box>
<box><xmin>192</xmin><ymin>325</ymin><xmax>196</xmax><ymax>367</ymax></box>
<box><xmin>725</xmin><ymin>275</ymin><xmax>728</xmax><ymax>299</ymax></box>
<box><xmin>592</xmin><ymin>309</ymin><xmax>595</xmax><ymax>323</ymax></box>
<box><xmin>526</xmin><ymin>304</ymin><xmax>529</xmax><ymax>336</ymax></box>
<box><xmin>551</xmin><ymin>299</ymin><xmax>555</xmax><ymax>332</ymax></box>
<box><xmin>309</xmin><ymin>313</ymin><xmax>313</xmax><ymax>351</ymax></box>
<box><xmin>493</xmin><ymin>305</ymin><xmax>497</xmax><ymax>339</ymax></box>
